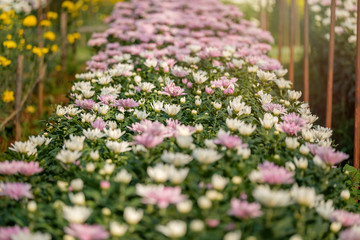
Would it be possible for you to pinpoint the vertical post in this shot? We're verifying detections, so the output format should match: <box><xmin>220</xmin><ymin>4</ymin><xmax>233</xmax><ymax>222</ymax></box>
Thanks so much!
<box><xmin>15</xmin><ymin>55</ymin><xmax>24</xmax><ymax>141</ymax></box>
<box><xmin>265</xmin><ymin>0</ymin><xmax>269</xmax><ymax>30</ymax></box>
<box><xmin>325</xmin><ymin>0</ymin><xmax>336</xmax><ymax>128</ymax></box>
<box><xmin>289</xmin><ymin>0</ymin><xmax>296</xmax><ymax>83</ymax></box>
<box><xmin>303</xmin><ymin>0</ymin><xmax>309</xmax><ymax>103</ymax></box>
<box><xmin>278</xmin><ymin>0</ymin><xmax>283</xmax><ymax>63</ymax></box>
<box><xmin>354</xmin><ymin>1</ymin><xmax>360</xmax><ymax>169</ymax></box>
<box><xmin>38</xmin><ymin>0</ymin><xmax>45</xmax><ymax>115</ymax></box>
<box><xmin>61</xmin><ymin>11</ymin><xmax>68</xmax><ymax>71</ymax></box>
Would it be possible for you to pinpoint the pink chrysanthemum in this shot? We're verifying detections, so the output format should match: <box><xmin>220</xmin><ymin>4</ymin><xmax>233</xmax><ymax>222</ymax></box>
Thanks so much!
<box><xmin>91</xmin><ymin>118</ymin><xmax>107</xmax><ymax>131</ymax></box>
<box><xmin>279</xmin><ymin>112</ymin><xmax>307</xmax><ymax>135</ymax></box>
<box><xmin>214</xmin><ymin>131</ymin><xmax>247</xmax><ymax>149</ymax></box>
<box><xmin>0</xmin><ymin>182</ymin><xmax>33</xmax><ymax>200</ymax></box>
<box><xmin>0</xmin><ymin>226</ymin><xmax>29</xmax><ymax>240</ymax></box>
<box><xmin>65</xmin><ymin>223</ymin><xmax>109</xmax><ymax>240</ymax></box>
<box><xmin>330</xmin><ymin>210</ymin><xmax>360</xmax><ymax>227</ymax></box>
<box><xmin>113</xmin><ymin>98</ymin><xmax>139</xmax><ymax>109</ymax></box>
<box><xmin>160</xmin><ymin>82</ymin><xmax>186</xmax><ymax>97</ymax></box>
<box><xmin>228</xmin><ymin>198</ymin><xmax>263</xmax><ymax>219</ymax></box>
<box><xmin>307</xmin><ymin>144</ymin><xmax>349</xmax><ymax>166</ymax></box>
<box><xmin>262</xmin><ymin>103</ymin><xmax>287</xmax><ymax>115</ymax></box>
<box><xmin>250</xmin><ymin>161</ymin><xmax>294</xmax><ymax>185</ymax></box>
<box><xmin>136</xmin><ymin>184</ymin><xmax>187</xmax><ymax>208</ymax></box>
<box><xmin>75</xmin><ymin>99</ymin><xmax>96</xmax><ymax>110</ymax></box>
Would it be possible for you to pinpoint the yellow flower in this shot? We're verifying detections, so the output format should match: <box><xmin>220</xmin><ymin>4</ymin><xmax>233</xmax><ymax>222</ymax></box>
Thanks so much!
<box><xmin>62</xmin><ymin>1</ymin><xmax>75</xmax><ymax>11</ymax></box>
<box><xmin>26</xmin><ymin>105</ymin><xmax>36</xmax><ymax>114</ymax></box>
<box><xmin>2</xmin><ymin>90</ymin><xmax>14</xmax><ymax>103</ymax></box>
<box><xmin>44</xmin><ymin>31</ymin><xmax>56</xmax><ymax>41</ymax></box>
<box><xmin>20</xmin><ymin>39</ymin><xmax>25</xmax><ymax>45</ymax></box>
<box><xmin>42</xmin><ymin>48</ymin><xmax>49</xmax><ymax>54</ymax></box>
<box><xmin>18</xmin><ymin>29</ymin><xmax>24</xmax><ymax>36</ymax></box>
<box><xmin>26</xmin><ymin>44</ymin><xmax>32</xmax><ymax>50</ymax></box>
<box><xmin>32</xmin><ymin>47</ymin><xmax>43</xmax><ymax>57</ymax></box>
<box><xmin>3</xmin><ymin>40</ymin><xmax>17</xmax><ymax>49</ymax></box>
<box><xmin>82</xmin><ymin>4</ymin><xmax>88</xmax><ymax>11</ymax></box>
<box><xmin>23</xmin><ymin>15</ymin><xmax>37</xmax><ymax>27</ymax></box>
<box><xmin>67</xmin><ymin>34</ymin><xmax>75</xmax><ymax>44</ymax></box>
<box><xmin>40</xmin><ymin>20</ymin><xmax>51</xmax><ymax>27</ymax></box>
<box><xmin>55</xmin><ymin>65</ymin><xmax>62</xmax><ymax>72</ymax></box>
<box><xmin>47</xmin><ymin>11</ymin><xmax>58</xmax><ymax>20</ymax></box>
<box><xmin>0</xmin><ymin>56</ymin><xmax>11</xmax><ymax>66</ymax></box>
<box><xmin>73</xmin><ymin>33</ymin><xmax>80</xmax><ymax>40</ymax></box>
<box><xmin>6</xmin><ymin>34</ymin><xmax>12</xmax><ymax>40</ymax></box>
<box><xmin>51</xmin><ymin>44</ymin><xmax>58</xmax><ymax>53</ymax></box>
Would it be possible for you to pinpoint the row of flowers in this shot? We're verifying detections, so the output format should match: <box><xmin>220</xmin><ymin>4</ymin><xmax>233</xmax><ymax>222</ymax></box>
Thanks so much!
<box><xmin>0</xmin><ymin>0</ymin><xmax>359</xmax><ymax>239</ymax></box>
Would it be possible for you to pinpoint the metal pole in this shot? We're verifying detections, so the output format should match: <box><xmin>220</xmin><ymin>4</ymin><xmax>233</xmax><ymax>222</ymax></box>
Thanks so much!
<box><xmin>303</xmin><ymin>0</ymin><xmax>309</xmax><ymax>103</ymax></box>
<box><xmin>289</xmin><ymin>0</ymin><xmax>295</xmax><ymax>83</ymax></box>
<box><xmin>325</xmin><ymin>0</ymin><xmax>336</xmax><ymax>128</ymax></box>
<box><xmin>354</xmin><ymin>0</ymin><xmax>360</xmax><ymax>169</ymax></box>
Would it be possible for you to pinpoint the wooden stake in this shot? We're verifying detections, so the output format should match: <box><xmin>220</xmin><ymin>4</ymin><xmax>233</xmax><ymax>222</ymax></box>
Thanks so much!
<box><xmin>278</xmin><ymin>0</ymin><xmax>283</xmax><ymax>63</ymax></box>
<box><xmin>61</xmin><ymin>11</ymin><xmax>68</xmax><ymax>71</ymax></box>
<box><xmin>38</xmin><ymin>0</ymin><xmax>44</xmax><ymax>115</ymax></box>
<box><xmin>289</xmin><ymin>0</ymin><xmax>296</xmax><ymax>83</ymax></box>
<box><xmin>354</xmin><ymin>1</ymin><xmax>360</xmax><ymax>169</ymax></box>
<box><xmin>15</xmin><ymin>55</ymin><xmax>24</xmax><ymax>141</ymax></box>
<box><xmin>303</xmin><ymin>0</ymin><xmax>310</xmax><ymax>103</ymax></box>
<box><xmin>325</xmin><ymin>0</ymin><xmax>336</xmax><ymax>128</ymax></box>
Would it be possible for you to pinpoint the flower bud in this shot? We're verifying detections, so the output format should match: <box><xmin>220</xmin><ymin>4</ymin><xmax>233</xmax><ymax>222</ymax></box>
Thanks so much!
<box><xmin>27</xmin><ymin>201</ymin><xmax>37</xmax><ymax>212</ymax></box>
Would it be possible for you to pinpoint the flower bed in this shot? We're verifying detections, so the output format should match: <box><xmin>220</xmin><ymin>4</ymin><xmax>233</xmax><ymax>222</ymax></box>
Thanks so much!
<box><xmin>0</xmin><ymin>0</ymin><xmax>359</xmax><ymax>239</ymax></box>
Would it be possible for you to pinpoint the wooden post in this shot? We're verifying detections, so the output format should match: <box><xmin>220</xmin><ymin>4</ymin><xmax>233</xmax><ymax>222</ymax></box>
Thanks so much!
<box><xmin>289</xmin><ymin>0</ymin><xmax>296</xmax><ymax>83</ymax></box>
<box><xmin>354</xmin><ymin>1</ymin><xmax>360</xmax><ymax>169</ymax></box>
<box><xmin>325</xmin><ymin>0</ymin><xmax>336</xmax><ymax>128</ymax></box>
<box><xmin>15</xmin><ymin>55</ymin><xmax>24</xmax><ymax>141</ymax></box>
<box><xmin>265</xmin><ymin>0</ymin><xmax>269</xmax><ymax>31</ymax></box>
<box><xmin>38</xmin><ymin>0</ymin><xmax>45</xmax><ymax>115</ymax></box>
<box><xmin>278</xmin><ymin>0</ymin><xmax>283</xmax><ymax>63</ymax></box>
<box><xmin>303</xmin><ymin>0</ymin><xmax>309</xmax><ymax>103</ymax></box>
<box><xmin>61</xmin><ymin>11</ymin><xmax>68</xmax><ymax>71</ymax></box>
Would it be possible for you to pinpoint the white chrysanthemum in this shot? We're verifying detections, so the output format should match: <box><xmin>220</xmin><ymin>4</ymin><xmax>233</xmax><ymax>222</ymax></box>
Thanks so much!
<box><xmin>290</xmin><ymin>184</ymin><xmax>318</xmax><ymax>208</ymax></box>
<box><xmin>315</xmin><ymin>199</ymin><xmax>334</xmax><ymax>219</ymax></box>
<box><xmin>192</xmin><ymin>148</ymin><xmax>223</xmax><ymax>165</ymax></box>
<box><xmin>147</xmin><ymin>163</ymin><xmax>171</xmax><ymax>183</ymax></box>
<box><xmin>288</xmin><ymin>90</ymin><xmax>302</xmax><ymax>101</ymax></box>
<box><xmin>192</xmin><ymin>70</ymin><xmax>208</xmax><ymax>84</ymax></box>
<box><xmin>29</xmin><ymin>135</ymin><xmax>51</xmax><ymax>146</ymax></box>
<box><xmin>56</xmin><ymin>149</ymin><xmax>82</xmax><ymax>164</ymax></box>
<box><xmin>81</xmin><ymin>113</ymin><xmax>96</xmax><ymax>123</ymax></box>
<box><xmin>9</xmin><ymin>141</ymin><xmax>37</xmax><ymax>155</ymax></box>
<box><xmin>161</xmin><ymin>151</ymin><xmax>193</xmax><ymax>167</ymax></box>
<box><xmin>105</xmin><ymin>140</ymin><xmax>131</xmax><ymax>154</ymax></box>
<box><xmin>211</xmin><ymin>174</ymin><xmax>228</xmax><ymax>191</ymax></box>
<box><xmin>11</xmin><ymin>231</ymin><xmax>51</xmax><ymax>240</ymax></box>
<box><xmin>83</xmin><ymin>128</ymin><xmax>105</xmax><ymax>140</ymax></box>
<box><xmin>151</xmin><ymin>100</ymin><xmax>164</xmax><ymax>112</ymax></box>
<box><xmin>124</xmin><ymin>207</ymin><xmax>143</xmax><ymax>225</ymax></box>
<box><xmin>257</xmin><ymin>70</ymin><xmax>276</xmax><ymax>81</ymax></box>
<box><xmin>115</xmin><ymin>169</ymin><xmax>132</xmax><ymax>184</ymax></box>
<box><xmin>63</xmin><ymin>205</ymin><xmax>92</xmax><ymax>224</ymax></box>
<box><xmin>157</xmin><ymin>220</ymin><xmax>187</xmax><ymax>238</ymax></box>
<box><xmin>64</xmin><ymin>134</ymin><xmax>85</xmax><ymax>151</ymax></box>
<box><xmin>253</xmin><ymin>185</ymin><xmax>292</xmax><ymax>207</ymax></box>
<box><xmin>163</xmin><ymin>104</ymin><xmax>181</xmax><ymax>116</ymax></box>
<box><xmin>104</xmin><ymin>128</ymin><xmax>125</xmax><ymax>140</ymax></box>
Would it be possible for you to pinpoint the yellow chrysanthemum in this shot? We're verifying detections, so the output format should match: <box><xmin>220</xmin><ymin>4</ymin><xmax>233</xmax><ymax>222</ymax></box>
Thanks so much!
<box><xmin>23</xmin><ymin>15</ymin><xmax>37</xmax><ymax>27</ymax></box>
<box><xmin>18</xmin><ymin>29</ymin><xmax>24</xmax><ymax>36</ymax></box>
<box><xmin>67</xmin><ymin>34</ymin><xmax>75</xmax><ymax>44</ymax></box>
<box><xmin>6</xmin><ymin>34</ymin><xmax>12</xmax><ymax>40</ymax></box>
<box><xmin>0</xmin><ymin>56</ymin><xmax>11</xmax><ymax>66</ymax></box>
<box><xmin>51</xmin><ymin>44</ymin><xmax>58</xmax><ymax>53</ymax></box>
<box><xmin>62</xmin><ymin>1</ymin><xmax>75</xmax><ymax>11</ymax></box>
<box><xmin>26</xmin><ymin>105</ymin><xmax>36</xmax><ymax>114</ymax></box>
<box><xmin>40</xmin><ymin>20</ymin><xmax>51</xmax><ymax>27</ymax></box>
<box><xmin>2</xmin><ymin>90</ymin><xmax>14</xmax><ymax>103</ymax></box>
<box><xmin>47</xmin><ymin>11</ymin><xmax>58</xmax><ymax>20</ymax></box>
<box><xmin>3</xmin><ymin>40</ymin><xmax>17</xmax><ymax>49</ymax></box>
<box><xmin>26</xmin><ymin>44</ymin><xmax>32</xmax><ymax>50</ymax></box>
<box><xmin>44</xmin><ymin>31</ymin><xmax>56</xmax><ymax>41</ymax></box>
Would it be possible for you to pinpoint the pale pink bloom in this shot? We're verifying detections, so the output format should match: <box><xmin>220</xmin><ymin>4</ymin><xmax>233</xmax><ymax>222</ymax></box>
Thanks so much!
<box><xmin>205</xmin><ymin>86</ymin><xmax>214</xmax><ymax>95</ymax></box>
<box><xmin>206</xmin><ymin>219</ymin><xmax>220</xmax><ymax>228</ymax></box>
<box><xmin>0</xmin><ymin>226</ymin><xmax>29</xmax><ymax>240</ymax></box>
<box><xmin>339</xmin><ymin>226</ymin><xmax>360</xmax><ymax>240</ymax></box>
<box><xmin>129</xmin><ymin>120</ymin><xmax>173</xmax><ymax>138</ymax></box>
<box><xmin>113</xmin><ymin>98</ymin><xmax>139</xmax><ymax>109</ymax></box>
<box><xmin>214</xmin><ymin>131</ymin><xmax>247</xmax><ymax>149</ymax></box>
<box><xmin>171</xmin><ymin>67</ymin><xmax>189</xmax><ymax>77</ymax></box>
<box><xmin>0</xmin><ymin>182</ymin><xmax>33</xmax><ymax>200</ymax></box>
<box><xmin>279</xmin><ymin>113</ymin><xmax>307</xmax><ymax>135</ymax></box>
<box><xmin>330</xmin><ymin>210</ymin><xmax>360</xmax><ymax>227</ymax></box>
<box><xmin>160</xmin><ymin>82</ymin><xmax>186</xmax><ymax>97</ymax></box>
<box><xmin>262</xmin><ymin>103</ymin><xmax>287</xmax><ymax>115</ymax></box>
<box><xmin>65</xmin><ymin>223</ymin><xmax>109</xmax><ymax>240</ymax></box>
<box><xmin>17</xmin><ymin>161</ymin><xmax>43</xmax><ymax>176</ymax></box>
<box><xmin>0</xmin><ymin>160</ymin><xmax>19</xmax><ymax>175</ymax></box>
<box><xmin>134</xmin><ymin>133</ymin><xmax>164</xmax><ymax>148</ymax></box>
<box><xmin>75</xmin><ymin>99</ymin><xmax>96</xmax><ymax>110</ymax></box>
<box><xmin>100</xmin><ymin>180</ymin><xmax>110</xmax><ymax>190</ymax></box>
<box><xmin>98</xmin><ymin>95</ymin><xmax>116</xmax><ymax>105</ymax></box>
<box><xmin>136</xmin><ymin>184</ymin><xmax>187</xmax><ymax>208</ymax></box>
<box><xmin>253</xmin><ymin>161</ymin><xmax>294</xmax><ymax>185</ymax></box>
<box><xmin>91</xmin><ymin>118</ymin><xmax>107</xmax><ymax>131</ymax></box>
<box><xmin>307</xmin><ymin>144</ymin><xmax>349</xmax><ymax>166</ymax></box>
<box><xmin>228</xmin><ymin>198</ymin><xmax>262</xmax><ymax>219</ymax></box>
<box><xmin>166</xmin><ymin>119</ymin><xmax>195</xmax><ymax>137</ymax></box>
<box><xmin>224</xmin><ymin>87</ymin><xmax>234</xmax><ymax>95</ymax></box>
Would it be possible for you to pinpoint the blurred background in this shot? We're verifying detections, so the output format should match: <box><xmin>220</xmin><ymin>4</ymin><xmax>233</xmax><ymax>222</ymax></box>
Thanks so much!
<box><xmin>0</xmin><ymin>0</ymin><xmax>357</xmax><ymax>163</ymax></box>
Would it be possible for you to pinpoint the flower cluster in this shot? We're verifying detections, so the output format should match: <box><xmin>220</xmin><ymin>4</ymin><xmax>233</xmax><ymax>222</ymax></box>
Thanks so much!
<box><xmin>0</xmin><ymin>0</ymin><xmax>358</xmax><ymax>239</ymax></box>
